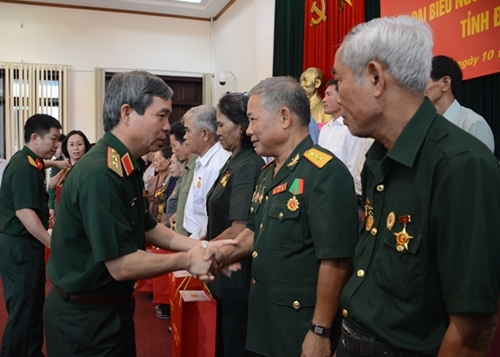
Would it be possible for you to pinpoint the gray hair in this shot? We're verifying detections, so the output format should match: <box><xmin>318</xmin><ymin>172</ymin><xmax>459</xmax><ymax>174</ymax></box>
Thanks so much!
<box><xmin>182</xmin><ymin>105</ymin><xmax>218</xmax><ymax>139</ymax></box>
<box><xmin>248</xmin><ymin>76</ymin><xmax>310</xmax><ymax>127</ymax></box>
<box><xmin>340</xmin><ymin>16</ymin><xmax>433</xmax><ymax>92</ymax></box>
<box><xmin>103</xmin><ymin>71</ymin><xmax>174</xmax><ymax>131</ymax></box>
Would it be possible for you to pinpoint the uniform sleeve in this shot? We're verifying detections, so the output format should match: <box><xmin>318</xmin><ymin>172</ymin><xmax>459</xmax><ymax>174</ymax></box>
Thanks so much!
<box><xmin>228</xmin><ymin>160</ymin><xmax>262</xmax><ymax>222</ymax></box>
<box><xmin>47</xmin><ymin>167</ymin><xmax>60</xmax><ymax>210</ymax></box>
<box><xmin>309</xmin><ymin>158</ymin><xmax>359</xmax><ymax>260</ymax></box>
<box><xmin>432</xmin><ymin>153</ymin><xmax>500</xmax><ymax>314</ymax></box>
<box><xmin>78</xmin><ymin>169</ymin><xmax>139</xmax><ymax>263</ymax></box>
<box><xmin>11</xmin><ymin>163</ymin><xmax>44</xmax><ymax>212</ymax></box>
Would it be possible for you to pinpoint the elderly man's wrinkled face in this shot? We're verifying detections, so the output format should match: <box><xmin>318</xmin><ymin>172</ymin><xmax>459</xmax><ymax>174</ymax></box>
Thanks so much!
<box><xmin>333</xmin><ymin>49</ymin><xmax>377</xmax><ymax>138</ymax></box>
<box><xmin>246</xmin><ymin>94</ymin><xmax>282</xmax><ymax>157</ymax></box>
<box><xmin>183</xmin><ymin>117</ymin><xmax>204</xmax><ymax>156</ymax></box>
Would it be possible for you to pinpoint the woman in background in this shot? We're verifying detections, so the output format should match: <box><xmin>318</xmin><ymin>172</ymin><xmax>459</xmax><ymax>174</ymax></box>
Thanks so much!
<box><xmin>49</xmin><ymin>130</ymin><xmax>91</xmax><ymax>214</ymax></box>
<box><xmin>206</xmin><ymin>93</ymin><xmax>264</xmax><ymax>357</ymax></box>
<box><xmin>147</xmin><ymin>146</ymin><xmax>176</xmax><ymax>223</ymax></box>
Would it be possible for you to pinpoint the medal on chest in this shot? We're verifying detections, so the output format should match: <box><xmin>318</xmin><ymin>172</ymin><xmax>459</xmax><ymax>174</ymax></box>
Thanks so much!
<box><xmin>394</xmin><ymin>215</ymin><xmax>413</xmax><ymax>252</ymax></box>
<box><xmin>220</xmin><ymin>171</ymin><xmax>230</xmax><ymax>187</ymax></box>
<box><xmin>196</xmin><ymin>177</ymin><xmax>202</xmax><ymax>188</ymax></box>
<box><xmin>363</xmin><ymin>198</ymin><xmax>374</xmax><ymax>231</ymax></box>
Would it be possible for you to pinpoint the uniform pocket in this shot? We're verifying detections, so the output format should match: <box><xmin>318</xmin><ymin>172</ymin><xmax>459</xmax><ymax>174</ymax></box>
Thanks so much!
<box><xmin>374</xmin><ymin>225</ymin><xmax>423</xmax><ymax>304</ymax></box>
<box><xmin>265</xmin><ymin>198</ymin><xmax>304</xmax><ymax>251</ymax></box>
<box><xmin>270</xmin><ymin>285</ymin><xmax>316</xmax><ymax>347</ymax></box>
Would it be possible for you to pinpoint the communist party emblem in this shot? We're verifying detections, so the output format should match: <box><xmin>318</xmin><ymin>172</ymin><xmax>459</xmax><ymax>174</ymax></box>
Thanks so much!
<box><xmin>310</xmin><ymin>0</ymin><xmax>327</xmax><ymax>26</ymax></box>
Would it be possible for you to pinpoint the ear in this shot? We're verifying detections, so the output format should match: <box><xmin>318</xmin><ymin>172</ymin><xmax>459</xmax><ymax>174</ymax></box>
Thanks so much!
<box><xmin>201</xmin><ymin>128</ymin><xmax>210</xmax><ymax>142</ymax></box>
<box><xmin>120</xmin><ymin>104</ymin><xmax>132</xmax><ymax>125</ymax></box>
<box><xmin>29</xmin><ymin>132</ymin><xmax>39</xmax><ymax>144</ymax></box>
<box><xmin>367</xmin><ymin>61</ymin><xmax>385</xmax><ymax>98</ymax></box>
<box><xmin>440</xmin><ymin>76</ymin><xmax>452</xmax><ymax>93</ymax></box>
<box><xmin>279</xmin><ymin>107</ymin><xmax>293</xmax><ymax>129</ymax></box>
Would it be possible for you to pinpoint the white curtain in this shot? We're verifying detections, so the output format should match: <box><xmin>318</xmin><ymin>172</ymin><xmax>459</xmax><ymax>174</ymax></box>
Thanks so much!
<box><xmin>2</xmin><ymin>63</ymin><xmax>69</xmax><ymax>158</ymax></box>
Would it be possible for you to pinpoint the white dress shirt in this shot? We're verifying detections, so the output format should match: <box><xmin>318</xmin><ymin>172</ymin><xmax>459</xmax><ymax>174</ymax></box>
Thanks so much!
<box><xmin>318</xmin><ymin>117</ymin><xmax>373</xmax><ymax>196</ymax></box>
<box><xmin>443</xmin><ymin>99</ymin><xmax>495</xmax><ymax>153</ymax></box>
<box><xmin>183</xmin><ymin>142</ymin><xmax>231</xmax><ymax>239</ymax></box>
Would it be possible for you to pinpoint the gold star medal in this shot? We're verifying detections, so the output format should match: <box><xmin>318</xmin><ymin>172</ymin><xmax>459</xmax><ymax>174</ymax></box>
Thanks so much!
<box><xmin>196</xmin><ymin>177</ymin><xmax>202</xmax><ymax>188</ymax></box>
<box><xmin>394</xmin><ymin>215</ymin><xmax>413</xmax><ymax>252</ymax></box>
<box><xmin>287</xmin><ymin>196</ymin><xmax>299</xmax><ymax>211</ymax></box>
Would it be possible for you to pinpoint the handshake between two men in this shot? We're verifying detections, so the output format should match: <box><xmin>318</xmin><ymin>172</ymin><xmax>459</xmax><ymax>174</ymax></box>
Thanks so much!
<box><xmin>184</xmin><ymin>228</ymin><xmax>254</xmax><ymax>282</ymax></box>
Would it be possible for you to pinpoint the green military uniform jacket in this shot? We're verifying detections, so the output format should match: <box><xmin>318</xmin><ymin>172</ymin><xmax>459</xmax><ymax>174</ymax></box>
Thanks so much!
<box><xmin>341</xmin><ymin>99</ymin><xmax>500</xmax><ymax>355</ymax></box>
<box><xmin>47</xmin><ymin>132</ymin><xmax>157</xmax><ymax>296</ymax></box>
<box><xmin>246</xmin><ymin>136</ymin><xmax>359</xmax><ymax>357</ymax></box>
<box><xmin>175</xmin><ymin>155</ymin><xmax>197</xmax><ymax>236</ymax></box>
<box><xmin>0</xmin><ymin>146</ymin><xmax>48</xmax><ymax>235</ymax></box>
<box><xmin>206</xmin><ymin>147</ymin><xmax>264</xmax><ymax>299</ymax></box>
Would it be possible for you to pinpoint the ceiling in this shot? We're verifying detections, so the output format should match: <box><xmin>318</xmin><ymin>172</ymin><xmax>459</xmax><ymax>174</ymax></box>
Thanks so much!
<box><xmin>0</xmin><ymin>0</ymin><xmax>236</xmax><ymax>20</ymax></box>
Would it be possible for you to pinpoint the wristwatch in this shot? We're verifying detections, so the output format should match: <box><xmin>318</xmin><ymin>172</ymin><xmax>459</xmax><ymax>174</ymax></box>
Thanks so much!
<box><xmin>310</xmin><ymin>323</ymin><xmax>332</xmax><ymax>337</ymax></box>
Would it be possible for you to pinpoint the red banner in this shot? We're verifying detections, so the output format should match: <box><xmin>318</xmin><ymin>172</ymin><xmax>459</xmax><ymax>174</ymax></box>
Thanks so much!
<box><xmin>303</xmin><ymin>0</ymin><xmax>365</xmax><ymax>78</ymax></box>
<box><xmin>381</xmin><ymin>0</ymin><xmax>500</xmax><ymax>80</ymax></box>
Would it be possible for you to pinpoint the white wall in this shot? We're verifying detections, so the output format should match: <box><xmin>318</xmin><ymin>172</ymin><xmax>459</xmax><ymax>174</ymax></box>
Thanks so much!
<box><xmin>0</xmin><ymin>0</ymin><xmax>275</xmax><ymax>142</ymax></box>
<box><xmin>214</xmin><ymin>0</ymin><xmax>275</xmax><ymax>100</ymax></box>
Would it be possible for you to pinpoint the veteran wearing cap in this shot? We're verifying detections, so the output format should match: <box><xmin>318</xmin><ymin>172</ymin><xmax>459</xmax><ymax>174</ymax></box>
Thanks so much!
<box><xmin>44</xmin><ymin>71</ymin><xmax>235</xmax><ymax>357</ymax></box>
<box><xmin>208</xmin><ymin>76</ymin><xmax>359</xmax><ymax>357</ymax></box>
<box><xmin>333</xmin><ymin>16</ymin><xmax>500</xmax><ymax>357</ymax></box>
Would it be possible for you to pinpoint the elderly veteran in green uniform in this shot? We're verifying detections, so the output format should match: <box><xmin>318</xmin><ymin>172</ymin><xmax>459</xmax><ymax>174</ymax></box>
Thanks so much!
<box><xmin>332</xmin><ymin>16</ymin><xmax>500</xmax><ymax>357</ymax></box>
<box><xmin>207</xmin><ymin>77</ymin><xmax>359</xmax><ymax>357</ymax></box>
<box><xmin>0</xmin><ymin>114</ymin><xmax>62</xmax><ymax>357</ymax></box>
<box><xmin>168</xmin><ymin>120</ymin><xmax>197</xmax><ymax>235</ymax></box>
<box><xmin>44</xmin><ymin>71</ymin><xmax>235</xmax><ymax>357</ymax></box>
<box><xmin>206</xmin><ymin>92</ymin><xmax>265</xmax><ymax>357</ymax></box>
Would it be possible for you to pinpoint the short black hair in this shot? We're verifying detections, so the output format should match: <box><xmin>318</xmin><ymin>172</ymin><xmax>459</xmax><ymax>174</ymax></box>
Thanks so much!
<box><xmin>430</xmin><ymin>55</ymin><xmax>462</xmax><ymax>97</ymax></box>
<box><xmin>24</xmin><ymin>114</ymin><xmax>62</xmax><ymax>143</ymax></box>
<box><xmin>160</xmin><ymin>146</ymin><xmax>173</xmax><ymax>160</ymax></box>
<box><xmin>325</xmin><ymin>78</ymin><xmax>337</xmax><ymax>88</ymax></box>
<box><xmin>61</xmin><ymin>130</ymin><xmax>92</xmax><ymax>158</ymax></box>
<box><xmin>217</xmin><ymin>93</ymin><xmax>252</xmax><ymax>149</ymax></box>
<box><xmin>169</xmin><ymin>121</ymin><xmax>186</xmax><ymax>144</ymax></box>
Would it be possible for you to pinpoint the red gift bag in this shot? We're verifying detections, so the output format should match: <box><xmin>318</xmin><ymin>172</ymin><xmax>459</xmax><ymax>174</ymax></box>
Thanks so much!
<box><xmin>170</xmin><ymin>276</ymin><xmax>217</xmax><ymax>357</ymax></box>
<box><xmin>152</xmin><ymin>249</ymin><xmax>174</xmax><ymax>304</ymax></box>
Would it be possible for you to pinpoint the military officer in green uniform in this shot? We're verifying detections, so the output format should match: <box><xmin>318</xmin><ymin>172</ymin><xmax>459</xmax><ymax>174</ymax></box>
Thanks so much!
<box><xmin>206</xmin><ymin>93</ymin><xmax>265</xmax><ymax>357</ymax></box>
<box><xmin>0</xmin><ymin>114</ymin><xmax>62</xmax><ymax>357</ymax></box>
<box><xmin>208</xmin><ymin>77</ymin><xmax>359</xmax><ymax>357</ymax></box>
<box><xmin>43</xmin><ymin>71</ymin><xmax>235</xmax><ymax>357</ymax></box>
<box><xmin>332</xmin><ymin>16</ymin><xmax>500</xmax><ymax>357</ymax></box>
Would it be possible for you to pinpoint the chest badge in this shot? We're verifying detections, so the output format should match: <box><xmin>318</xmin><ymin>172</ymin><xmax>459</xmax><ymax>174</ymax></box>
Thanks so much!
<box><xmin>196</xmin><ymin>177</ymin><xmax>202</xmax><ymax>188</ymax></box>
<box><xmin>394</xmin><ymin>215</ymin><xmax>413</xmax><ymax>252</ymax></box>
<box><xmin>363</xmin><ymin>198</ymin><xmax>374</xmax><ymax>231</ymax></box>
<box><xmin>386</xmin><ymin>212</ymin><xmax>396</xmax><ymax>230</ymax></box>
<box><xmin>287</xmin><ymin>196</ymin><xmax>300</xmax><ymax>212</ymax></box>
<box><xmin>272</xmin><ymin>183</ymin><xmax>287</xmax><ymax>195</ymax></box>
<box><xmin>220</xmin><ymin>171</ymin><xmax>230</xmax><ymax>187</ymax></box>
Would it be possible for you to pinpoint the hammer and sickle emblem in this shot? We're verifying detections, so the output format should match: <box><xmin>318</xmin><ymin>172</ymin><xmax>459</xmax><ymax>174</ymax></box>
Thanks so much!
<box><xmin>310</xmin><ymin>0</ymin><xmax>327</xmax><ymax>26</ymax></box>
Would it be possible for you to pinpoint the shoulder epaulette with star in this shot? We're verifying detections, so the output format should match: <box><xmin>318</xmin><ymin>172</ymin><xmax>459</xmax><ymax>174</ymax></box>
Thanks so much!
<box><xmin>27</xmin><ymin>156</ymin><xmax>44</xmax><ymax>170</ymax></box>
<box><xmin>107</xmin><ymin>147</ymin><xmax>123</xmax><ymax>177</ymax></box>
<box><xmin>303</xmin><ymin>148</ymin><xmax>333</xmax><ymax>169</ymax></box>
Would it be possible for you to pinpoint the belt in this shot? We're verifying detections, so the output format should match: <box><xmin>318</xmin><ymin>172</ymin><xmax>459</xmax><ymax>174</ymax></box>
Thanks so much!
<box><xmin>54</xmin><ymin>286</ymin><xmax>133</xmax><ymax>305</ymax></box>
<box><xmin>341</xmin><ymin>320</ymin><xmax>425</xmax><ymax>357</ymax></box>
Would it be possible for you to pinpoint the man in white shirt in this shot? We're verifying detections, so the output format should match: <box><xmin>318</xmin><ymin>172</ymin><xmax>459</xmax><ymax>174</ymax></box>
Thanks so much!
<box><xmin>183</xmin><ymin>105</ymin><xmax>230</xmax><ymax>239</ymax></box>
<box><xmin>426</xmin><ymin>55</ymin><xmax>495</xmax><ymax>153</ymax></box>
<box><xmin>319</xmin><ymin>79</ymin><xmax>372</xmax><ymax>197</ymax></box>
